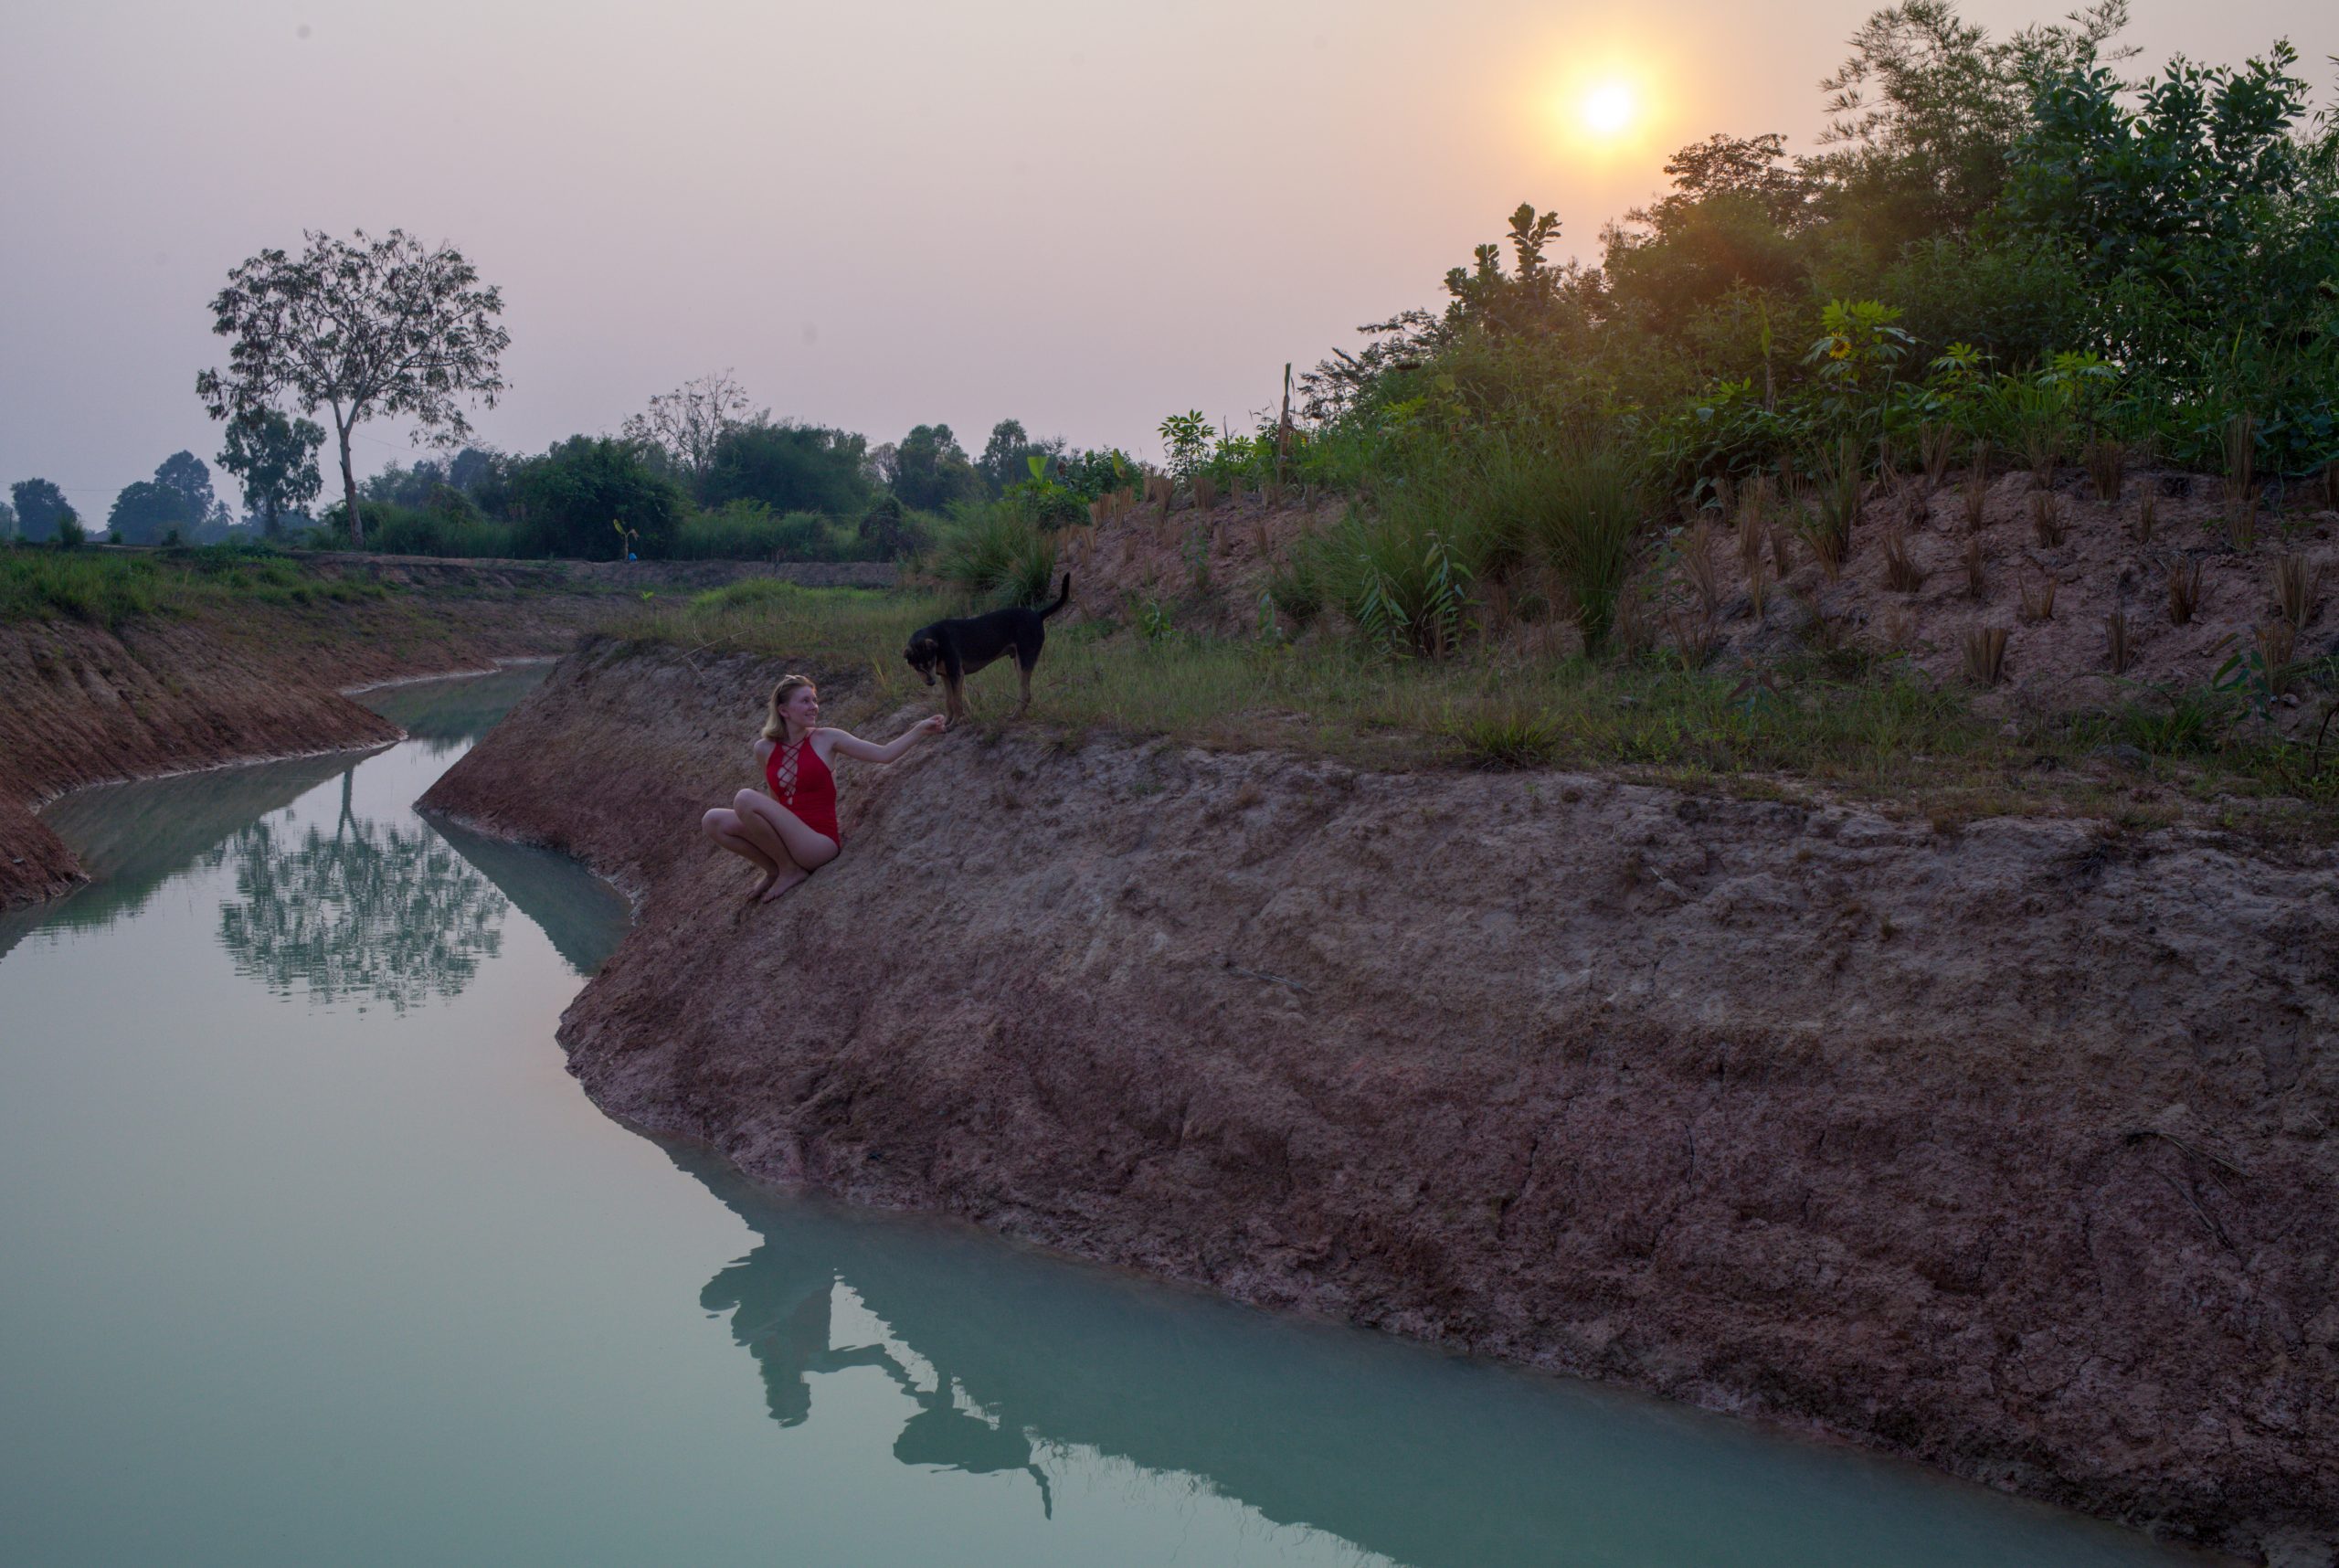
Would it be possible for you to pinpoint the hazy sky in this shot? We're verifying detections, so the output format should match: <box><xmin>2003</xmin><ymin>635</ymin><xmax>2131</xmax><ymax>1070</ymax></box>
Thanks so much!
<box><xmin>4</xmin><ymin>0</ymin><xmax>2331</xmax><ymax>514</ymax></box>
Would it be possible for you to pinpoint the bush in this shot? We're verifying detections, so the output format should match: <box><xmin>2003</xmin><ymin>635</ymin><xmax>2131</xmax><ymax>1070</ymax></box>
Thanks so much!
<box><xmin>511</xmin><ymin>438</ymin><xmax>685</xmax><ymax>559</ymax></box>
<box><xmin>1292</xmin><ymin>439</ymin><xmax>1646</xmax><ymax>656</ymax></box>
<box><xmin>1265</xmin><ymin>549</ymin><xmax>1325</xmax><ymax>628</ymax></box>
<box><xmin>315</xmin><ymin>500</ymin><xmax>515</xmax><ymax>556</ymax></box>
<box><xmin>673</xmin><ymin>502</ymin><xmax>849</xmax><ymax>560</ymax></box>
<box><xmin>701</xmin><ymin>421</ymin><xmax>874</xmax><ymax>515</ymax></box>
<box><xmin>928</xmin><ymin>502</ymin><xmax>1058</xmax><ymax>606</ymax></box>
<box><xmin>1301</xmin><ymin>490</ymin><xmax>1488</xmax><ymax>659</ymax></box>
<box><xmin>857</xmin><ymin>495</ymin><xmax>932</xmax><ymax>558</ymax></box>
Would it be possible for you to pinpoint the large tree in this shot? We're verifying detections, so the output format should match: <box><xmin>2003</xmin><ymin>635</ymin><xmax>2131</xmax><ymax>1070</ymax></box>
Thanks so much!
<box><xmin>1807</xmin><ymin>0</ymin><xmax>2132</xmax><ymax>249</ymax></box>
<box><xmin>622</xmin><ymin>370</ymin><xmax>762</xmax><ymax>497</ymax></box>
<box><xmin>217</xmin><ymin>410</ymin><xmax>324</xmax><ymax>537</ymax></box>
<box><xmin>10</xmin><ymin>479</ymin><xmax>71</xmax><ymax>543</ymax></box>
<box><xmin>107</xmin><ymin>482</ymin><xmax>192</xmax><ymax>544</ymax></box>
<box><xmin>153</xmin><ymin>450</ymin><xmax>216</xmax><ymax>522</ymax></box>
<box><xmin>975</xmin><ymin>418</ymin><xmax>1066</xmax><ymax>496</ymax></box>
<box><xmin>701</xmin><ymin>420</ymin><xmax>873</xmax><ymax>516</ymax></box>
<box><xmin>882</xmin><ymin>423</ymin><xmax>981</xmax><ymax>511</ymax></box>
<box><xmin>105</xmin><ymin>452</ymin><xmax>219</xmax><ymax>544</ymax></box>
<box><xmin>197</xmin><ymin>228</ymin><xmax>509</xmax><ymax>548</ymax></box>
<box><xmin>510</xmin><ymin>437</ymin><xmax>685</xmax><ymax>559</ymax></box>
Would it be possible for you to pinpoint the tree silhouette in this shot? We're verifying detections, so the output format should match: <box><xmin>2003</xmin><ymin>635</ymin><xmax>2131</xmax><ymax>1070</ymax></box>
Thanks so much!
<box><xmin>197</xmin><ymin>228</ymin><xmax>508</xmax><ymax>548</ymax></box>
<box><xmin>217</xmin><ymin>410</ymin><xmax>323</xmax><ymax>536</ymax></box>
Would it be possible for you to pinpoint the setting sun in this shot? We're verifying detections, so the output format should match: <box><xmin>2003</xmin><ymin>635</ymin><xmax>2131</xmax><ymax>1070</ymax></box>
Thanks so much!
<box><xmin>1582</xmin><ymin>80</ymin><xmax>1636</xmax><ymax>136</ymax></box>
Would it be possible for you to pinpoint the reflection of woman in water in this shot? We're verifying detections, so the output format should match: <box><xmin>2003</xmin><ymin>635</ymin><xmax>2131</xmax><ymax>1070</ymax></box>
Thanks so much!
<box><xmin>700</xmin><ymin>675</ymin><xmax>945</xmax><ymax>903</ymax></box>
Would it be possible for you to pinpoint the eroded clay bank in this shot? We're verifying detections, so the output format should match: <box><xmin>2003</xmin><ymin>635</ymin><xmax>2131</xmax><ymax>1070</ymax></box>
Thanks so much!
<box><xmin>419</xmin><ymin>637</ymin><xmax>2336</xmax><ymax>1565</ymax></box>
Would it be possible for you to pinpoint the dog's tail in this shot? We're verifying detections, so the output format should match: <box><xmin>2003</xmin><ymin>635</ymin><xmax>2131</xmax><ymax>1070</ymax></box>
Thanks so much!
<box><xmin>1041</xmin><ymin>572</ymin><xmax>1073</xmax><ymax>619</ymax></box>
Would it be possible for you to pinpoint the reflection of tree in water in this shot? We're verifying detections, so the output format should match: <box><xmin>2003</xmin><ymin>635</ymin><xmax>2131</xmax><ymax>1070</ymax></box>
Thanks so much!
<box><xmin>210</xmin><ymin>768</ymin><xmax>507</xmax><ymax>1011</ymax></box>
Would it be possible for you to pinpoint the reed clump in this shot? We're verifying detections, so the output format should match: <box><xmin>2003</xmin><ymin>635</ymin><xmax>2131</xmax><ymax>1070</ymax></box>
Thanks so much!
<box><xmin>2166</xmin><ymin>558</ymin><xmax>2202</xmax><ymax>625</ymax></box>
<box><xmin>1611</xmin><ymin>580</ymin><xmax>1654</xmax><ymax>662</ymax></box>
<box><xmin>1881</xmin><ymin>526</ymin><xmax>1925</xmax><ymax>592</ymax></box>
<box><xmin>1769</xmin><ymin>519</ymin><xmax>1797</xmax><ymax>583</ymax></box>
<box><xmin>1961</xmin><ymin>444</ymin><xmax>1992</xmax><ymax>533</ymax></box>
<box><xmin>1963</xmin><ymin>625</ymin><xmax>2009</xmax><ymax>687</ymax></box>
<box><xmin>2271</xmin><ymin>553</ymin><xmax>2322</xmax><ymax>629</ymax></box>
<box><xmin>1920</xmin><ymin>422</ymin><xmax>1955</xmax><ymax>490</ymax></box>
<box><xmin>1678</xmin><ymin>518</ymin><xmax>1722</xmax><ymax>620</ymax></box>
<box><xmin>2223</xmin><ymin>413</ymin><xmax>2258</xmax><ymax>550</ymax></box>
<box><xmin>2019</xmin><ymin>572</ymin><xmax>2059</xmax><ymax>622</ymax></box>
<box><xmin>1450</xmin><ymin>708</ymin><xmax>1560</xmax><ymax>768</ymax></box>
<box><xmin>1963</xmin><ymin>535</ymin><xmax>1987</xmax><ymax>599</ymax></box>
<box><xmin>1900</xmin><ymin>475</ymin><xmax>1932</xmax><ymax>530</ymax></box>
<box><xmin>2256</xmin><ymin>621</ymin><xmax>2298</xmax><ymax>694</ymax></box>
<box><xmin>1734</xmin><ymin>482</ymin><xmax>1773</xmax><ymax>620</ymax></box>
<box><xmin>2085</xmin><ymin>440</ymin><xmax>2125</xmax><ymax>504</ymax></box>
<box><xmin>1665</xmin><ymin>607</ymin><xmax>1720</xmax><ymax>668</ymax></box>
<box><xmin>2133</xmin><ymin>490</ymin><xmax>2157</xmax><ymax>544</ymax></box>
<box><xmin>2030</xmin><ymin>493</ymin><xmax>2066</xmax><ymax>546</ymax></box>
<box><xmin>1804</xmin><ymin>437</ymin><xmax>1861</xmax><ymax>577</ymax></box>
<box><xmin>2104</xmin><ymin>606</ymin><xmax>2133</xmax><ymax>673</ymax></box>
<box><xmin>2024</xmin><ymin>422</ymin><xmax>2060</xmax><ymax>491</ymax></box>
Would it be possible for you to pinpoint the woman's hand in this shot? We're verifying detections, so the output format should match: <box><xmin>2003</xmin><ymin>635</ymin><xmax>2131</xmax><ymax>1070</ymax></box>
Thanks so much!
<box><xmin>915</xmin><ymin>715</ymin><xmax>947</xmax><ymax>736</ymax></box>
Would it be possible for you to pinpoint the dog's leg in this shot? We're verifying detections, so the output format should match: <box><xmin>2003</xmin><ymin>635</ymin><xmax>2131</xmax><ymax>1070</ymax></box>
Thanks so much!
<box><xmin>1016</xmin><ymin>657</ymin><xmax>1032</xmax><ymax>715</ymax></box>
<box><xmin>942</xmin><ymin>645</ymin><xmax>968</xmax><ymax>722</ymax></box>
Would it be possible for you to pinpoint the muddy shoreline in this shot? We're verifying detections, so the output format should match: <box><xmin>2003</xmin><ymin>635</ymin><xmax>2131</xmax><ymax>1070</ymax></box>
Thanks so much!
<box><xmin>415</xmin><ymin>635</ymin><xmax>2336</xmax><ymax>1565</ymax></box>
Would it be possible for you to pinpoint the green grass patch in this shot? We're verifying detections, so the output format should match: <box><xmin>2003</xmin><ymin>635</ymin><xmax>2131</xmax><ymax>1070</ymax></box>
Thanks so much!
<box><xmin>0</xmin><ymin>546</ymin><xmax>389</xmax><ymax>627</ymax></box>
<box><xmin>610</xmin><ymin>584</ymin><xmax>2337</xmax><ymax>831</ymax></box>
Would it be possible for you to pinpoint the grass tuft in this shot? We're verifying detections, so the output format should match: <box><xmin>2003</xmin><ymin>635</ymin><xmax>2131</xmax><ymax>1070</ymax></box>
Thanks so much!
<box><xmin>2030</xmin><ymin>493</ymin><xmax>2066</xmax><ymax>546</ymax></box>
<box><xmin>1450</xmin><ymin>709</ymin><xmax>1561</xmax><ymax>768</ymax></box>
<box><xmin>2019</xmin><ymin>571</ymin><xmax>2059</xmax><ymax>623</ymax></box>
<box><xmin>1882</xmin><ymin>526</ymin><xmax>1925</xmax><ymax>593</ymax></box>
<box><xmin>2166</xmin><ymin>558</ymin><xmax>2202</xmax><ymax>625</ymax></box>
<box><xmin>1963</xmin><ymin>625</ymin><xmax>2009</xmax><ymax>686</ymax></box>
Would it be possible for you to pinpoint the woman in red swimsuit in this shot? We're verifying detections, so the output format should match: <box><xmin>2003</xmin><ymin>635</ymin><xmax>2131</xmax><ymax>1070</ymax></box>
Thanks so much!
<box><xmin>701</xmin><ymin>674</ymin><xmax>947</xmax><ymax>902</ymax></box>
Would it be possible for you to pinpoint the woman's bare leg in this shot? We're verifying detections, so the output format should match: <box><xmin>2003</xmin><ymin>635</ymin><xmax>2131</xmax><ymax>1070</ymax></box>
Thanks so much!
<box><xmin>702</xmin><ymin>807</ymin><xmax>785</xmax><ymax>897</ymax></box>
<box><xmin>732</xmin><ymin>790</ymin><xmax>838</xmax><ymax>902</ymax></box>
<box><xmin>726</xmin><ymin>797</ymin><xmax>800</xmax><ymax>874</ymax></box>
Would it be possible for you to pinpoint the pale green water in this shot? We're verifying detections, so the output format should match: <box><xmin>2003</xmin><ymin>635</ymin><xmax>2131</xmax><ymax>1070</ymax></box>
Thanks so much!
<box><xmin>0</xmin><ymin>670</ymin><xmax>2219</xmax><ymax>1567</ymax></box>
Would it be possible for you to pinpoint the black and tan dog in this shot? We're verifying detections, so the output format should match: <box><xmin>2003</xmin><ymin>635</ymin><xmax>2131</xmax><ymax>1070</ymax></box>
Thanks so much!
<box><xmin>904</xmin><ymin>573</ymin><xmax>1072</xmax><ymax>721</ymax></box>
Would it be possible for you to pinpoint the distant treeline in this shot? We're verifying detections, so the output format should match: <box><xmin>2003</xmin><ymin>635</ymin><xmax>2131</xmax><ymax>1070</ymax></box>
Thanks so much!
<box><xmin>4</xmin><ymin>377</ymin><xmax>1138</xmax><ymax>563</ymax></box>
<box><xmin>324</xmin><ymin>406</ymin><xmax>1134</xmax><ymax>563</ymax></box>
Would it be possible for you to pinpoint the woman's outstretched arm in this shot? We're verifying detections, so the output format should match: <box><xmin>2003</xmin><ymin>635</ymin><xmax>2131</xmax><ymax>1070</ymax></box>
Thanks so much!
<box><xmin>824</xmin><ymin>715</ymin><xmax>946</xmax><ymax>764</ymax></box>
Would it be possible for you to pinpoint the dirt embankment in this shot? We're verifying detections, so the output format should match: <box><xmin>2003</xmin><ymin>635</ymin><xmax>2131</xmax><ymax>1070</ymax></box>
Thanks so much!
<box><xmin>424</xmin><ymin>638</ymin><xmax>2337</xmax><ymax>1563</ymax></box>
<box><xmin>0</xmin><ymin>556</ymin><xmax>895</xmax><ymax>907</ymax></box>
<box><xmin>3</xmin><ymin>577</ymin><xmax>610</xmax><ymax>906</ymax></box>
<box><xmin>1061</xmin><ymin>476</ymin><xmax>2339</xmax><ymax>723</ymax></box>
<box><xmin>309</xmin><ymin>553</ymin><xmax>896</xmax><ymax>593</ymax></box>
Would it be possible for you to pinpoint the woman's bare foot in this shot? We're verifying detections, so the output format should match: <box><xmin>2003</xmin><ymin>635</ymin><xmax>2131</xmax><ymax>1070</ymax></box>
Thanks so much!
<box><xmin>757</xmin><ymin>867</ymin><xmax>810</xmax><ymax>904</ymax></box>
<box><xmin>747</xmin><ymin>868</ymin><xmax>781</xmax><ymax>901</ymax></box>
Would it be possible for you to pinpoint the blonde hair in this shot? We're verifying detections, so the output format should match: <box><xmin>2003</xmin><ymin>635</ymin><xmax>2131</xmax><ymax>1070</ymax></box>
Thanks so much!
<box><xmin>761</xmin><ymin>675</ymin><xmax>816</xmax><ymax>741</ymax></box>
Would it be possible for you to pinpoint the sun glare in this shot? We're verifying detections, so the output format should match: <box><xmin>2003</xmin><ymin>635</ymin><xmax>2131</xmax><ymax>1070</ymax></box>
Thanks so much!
<box><xmin>1582</xmin><ymin>81</ymin><xmax>1635</xmax><ymax>138</ymax></box>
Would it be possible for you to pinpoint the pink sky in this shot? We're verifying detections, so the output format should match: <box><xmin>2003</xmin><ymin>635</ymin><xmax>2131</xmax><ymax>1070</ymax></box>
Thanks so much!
<box><xmin>2</xmin><ymin>0</ymin><xmax>2330</xmax><ymax>513</ymax></box>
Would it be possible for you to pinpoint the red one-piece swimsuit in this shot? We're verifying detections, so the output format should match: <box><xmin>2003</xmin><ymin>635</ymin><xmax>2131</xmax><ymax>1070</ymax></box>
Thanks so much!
<box><xmin>765</xmin><ymin>735</ymin><xmax>841</xmax><ymax>844</ymax></box>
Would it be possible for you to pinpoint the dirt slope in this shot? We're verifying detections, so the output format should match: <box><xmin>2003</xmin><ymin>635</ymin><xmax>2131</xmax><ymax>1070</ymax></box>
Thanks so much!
<box><xmin>1062</xmin><ymin>476</ymin><xmax>2339</xmax><ymax>724</ymax></box>
<box><xmin>0</xmin><ymin>555</ymin><xmax>895</xmax><ymax>907</ymax></box>
<box><xmin>423</xmin><ymin>637</ymin><xmax>2337</xmax><ymax>1563</ymax></box>
<box><xmin>0</xmin><ymin>584</ymin><xmax>615</xmax><ymax>906</ymax></box>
